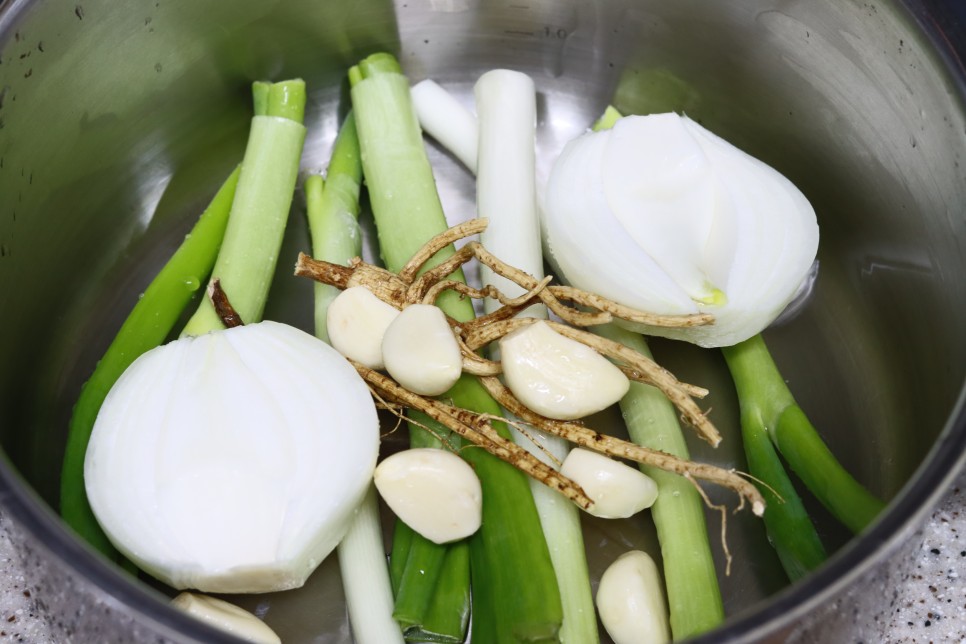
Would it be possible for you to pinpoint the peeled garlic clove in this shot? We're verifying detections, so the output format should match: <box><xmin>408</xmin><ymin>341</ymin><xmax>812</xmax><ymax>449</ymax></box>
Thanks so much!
<box><xmin>382</xmin><ymin>304</ymin><xmax>462</xmax><ymax>396</ymax></box>
<box><xmin>560</xmin><ymin>448</ymin><xmax>657</xmax><ymax>518</ymax></box>
<box><xmin>373</xmin><ymin>448</ymin><xmax>482</xmax><ymax>544</ymax></box>
<box><xmin>327</xmin><ymin>285</ymin><xmax>400</xmax><ymax>369</ymax></box>
<box><xmin>499</xmin><ymin>321</ymin><xmax>629</xmax><ymax>420</ymax></box>
<box><xmin>170</xmin><ymin>592</ymin><xmax>280</xmax><ymax>644</ymax></box>
<box><xmin>85</xmin><ymin>321</ymin><xmax>380</xmax><ymax>593</ymax></box>
<box><xmin>596</xmin><ymin>550</ymin><xmax>670</xmax><ymax>644</ymax></box>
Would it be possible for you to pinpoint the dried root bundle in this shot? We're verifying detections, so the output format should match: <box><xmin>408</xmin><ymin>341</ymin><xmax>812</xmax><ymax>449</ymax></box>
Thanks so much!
<box><xmin>294</xmin><ymin>218</ymin><xmax>765</xmax><ymax>517</ymax></box>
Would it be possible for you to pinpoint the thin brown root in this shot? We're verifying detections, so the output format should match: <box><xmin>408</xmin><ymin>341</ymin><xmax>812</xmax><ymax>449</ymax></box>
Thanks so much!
<box><xmin>379</xmin><ymin>411</ymin><xmax>407</xmax><ymax>441</ymax></box>
<box><xmin>689</xmin><ymin>475</ymin><xmax>734</xmax><ymax>577</ymax></box>
<box><xmin>407</xmin><ymin>245</ymin><xmax>477</xmax><ymax>304</ymax></box>
<box><xmin>465</xmin><ymin>242</ymin><xmax>613</xmax><ymax>327</ymax></box>
<box><xmin>549</xmin><ymin>322</ymin><xmax>720</xmax><ymax>446</ymax></box>
<box><xmin>297</xmin><ymin>254</ymin><xmax>410</xmax><ymax>310</ymax></box>
<box><xmin>464</xmin><ymin>238</ymin><xmax>712</xmax><ymax>329</ymax></box>
<box><xmin>620</xmin><ymin>366</ymin><xmax>709</xmax><ymax>399</ymax></box>
<box><xmin>466</xmin><ymin>289</ymin><xmax>544</xmax><ymax>328</ymax></box>
<box><xmin>460</xmin><ymin>348</ymin><xmax>503</xmax><ymax>377</ymax></box>
<box><xmin>735</xmin><ymin>470</ymin><xmax>783</xmax><ymax>508</ymax></box>
<box><xmin>548</xmin><ymin>285</ymin><xmax>715</xmax><ymax>328</ymax></box>
<box><xmin>503</xmin><ymin>275</ymin><xmax>554</xmax><ymax>307</ymax></box>
<box><xmin>421</xmin><ymin>279</ymin><xmax>486</xmax><ymax>307</ymax></box>
<box><xmin>354</xmin><ymin>362</ymin><xmax>592</xmax><ymax>509</ymax></box>
<box><xmin>488</xmin><ymin>413</ymin><xmax>565</xmax><ymax>469</ymax></box>
<box><xmin>398</xmin><ymin>218</ymin><xmax>489</xmax><ymax>284</ymax></box>
<box><xmin>207</xmin><ymin>279</ymin><xmax>245</xmax><ymax>328</ymax></box>
<box><xmin>294</xmin><ymin>253</ymin><xmax>354</xmax><ymax>289</ymax></box>
<box><xmin>477</xmin><ymin>375</ymin><xmax>764</xmax><ymax>513</ymax></box>
<box><xmin>455</xmin><ymin>334</ymin><xmax>502</xmax><ymax>377</ymax></box>
<box><xmin>367</xmin><ymin>384</ymin><xmax>453</xmax><ymax>449</ymax></box>
<box><xmin>462</xmin><ymin>317</ymin><xmax>535</xmax><ymax>351</ymax></box>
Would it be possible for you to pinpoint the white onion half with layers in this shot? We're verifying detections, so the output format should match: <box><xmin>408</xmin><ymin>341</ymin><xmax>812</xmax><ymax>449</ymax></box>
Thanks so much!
<box><xmin>85</xmin><ymin>321</ymin><xmax>380</xmax><ymax>593</ymax></box>
<box><xmin>543</xmin><ymin>113</ymin><xmax>819</xmax><ymax>348</ymax></box>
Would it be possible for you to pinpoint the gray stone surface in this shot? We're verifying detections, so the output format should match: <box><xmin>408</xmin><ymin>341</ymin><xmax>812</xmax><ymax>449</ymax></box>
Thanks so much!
<box><xmin>0</xmin><ymin>471</ymin><xmax>964</xmax><ymax>643</ymax></box>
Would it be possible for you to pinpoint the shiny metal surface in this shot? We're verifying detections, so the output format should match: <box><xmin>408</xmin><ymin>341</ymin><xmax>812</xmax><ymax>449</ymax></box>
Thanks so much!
<box><xmin>0</xmin><ymin>0</ymin><xmax>964</xmax><ymax>641</ymax></box>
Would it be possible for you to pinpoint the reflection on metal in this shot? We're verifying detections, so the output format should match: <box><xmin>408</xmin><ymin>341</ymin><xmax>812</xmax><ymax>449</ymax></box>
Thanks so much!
<box><xmin>772</xmin><ymin>259</ymin><xmax>819</xmax><ymax>327</ymax></box>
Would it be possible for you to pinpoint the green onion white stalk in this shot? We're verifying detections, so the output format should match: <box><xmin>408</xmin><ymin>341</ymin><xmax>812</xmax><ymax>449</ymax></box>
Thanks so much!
<box><xmin>474</xmin><ymin>70</ymin><xmax>543</xmax><ymax>317</ymax></box>
<box><xmin>181</xmin><ymin>80</ymin><xmax>307</xmax><ymax>336</ymax></box>
<box><xmin>350</xmin><ymin>53</ymin><xmax>562</xmax><ymax>643</ymax></box>
<box><xmin>304</xmin><ymin>115</ymin><xmax>403</xmax><ymax>644</ymax></box>
<box><xmin>411</xmin><ymin>79</ymin><xmax>479</xmax><ymax>173</ymax></box>
<box><xmin>336</xmin><ymin>486</ymin><xmax>403</xmax><ymax>643</ymax></box>
<box><xmin>414</xmin><ymin>71</ymin><xmax>599</xmax><ymax>643</ymax></box>
<box><xmin>350</xmin><ymin>55</ymin><xmax>472</xmax><ymax>643</ymax></box>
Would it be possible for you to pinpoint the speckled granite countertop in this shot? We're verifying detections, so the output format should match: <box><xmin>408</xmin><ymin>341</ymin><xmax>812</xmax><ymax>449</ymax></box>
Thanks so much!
<box><xmin>883</xmin><ymin>474</ymin><xmax>966</xmax><ymax>643</ymax></box>
<box><xmin>0</xmin><ymin>471</ymin><xmax>964</xmax><ymax>643</ymax></box>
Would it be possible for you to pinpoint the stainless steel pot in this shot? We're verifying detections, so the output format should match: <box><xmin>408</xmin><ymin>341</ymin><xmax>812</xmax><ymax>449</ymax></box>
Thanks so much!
<box><xmin>1</xmin><ymin>0</ymin><xmax>964</xmax><ymax>641</ymax></box>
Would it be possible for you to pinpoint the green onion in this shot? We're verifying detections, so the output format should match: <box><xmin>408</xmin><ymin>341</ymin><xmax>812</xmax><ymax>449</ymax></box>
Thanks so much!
<box><xmin>418</xmin><ymin>542</ymin><xmax>471</xmax><ymax>641</ymax></box>
<box><xmin>589</xmin><ymin>109</ymin><xmax>723</xmax><ymax>638</ymax></box>
<box><xmin>60</xmin><ymin>166</ymin><xmax>240</xmax><ymax>559</ymax></box>
<box><xmin>350</xmin><ymin>52</ymin><xmax>562</xmax><ymax>643</ymax></box>
<box><xmin>723</xmin><ymin>334</ymin><xmax>885</xmax><ymax>534</ymax></box>
<box><xmin>732</xmin><ymin>382</ymin><xmax>827</xmax><ymax>581</ymax></box>
<box><xmin>475</xmin><ymin>69</ymin><xmax>597</xmax><ymax>644</ymax></box>
<box><xmin>594</xmin><ymin>323</ymin><xmax>725</xmax><ymax>639</ymax></box>
<box><xmin>413</xmin><ymin>70</ymin><xmax>597</xmax><ymax>643</ymax></box>
<box><xmin>350</xmin><ymin>53</ymin><xmax>472</xmax><ymax>643</ymax></box>
<box><xmin>385</xmin><ymin>412</ymin><xmax>469</xmax><ymax>643</ymax></box>
<box><xmin>306</xmin><ymin>114</ymin><xmax>363</xmax><ymax>342</ymax></box>
<box><xmin>305</xmin><ymin>114</ymin><xmax>403</xmax><ymax>643</ymax></box>
<box><xmin>591</xmin><ymin>105</ymin><xmax>623</xmax><ymax>132</ymax></box>
<box><xmin>181</xmin><ymin>79</ymin><xmax>306</xmax><ymax>336</ymax></box>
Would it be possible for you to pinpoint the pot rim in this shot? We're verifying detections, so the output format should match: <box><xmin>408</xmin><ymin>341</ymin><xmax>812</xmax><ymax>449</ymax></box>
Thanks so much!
<box><xmin>0</xmin><ymin>0</ymin><xmax>964</xmax><ymax>642</ymax></box>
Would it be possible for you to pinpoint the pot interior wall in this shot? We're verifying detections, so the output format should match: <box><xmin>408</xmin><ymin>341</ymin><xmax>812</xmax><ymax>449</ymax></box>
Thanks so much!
<box><xmin>1</xmin><ymin>0</ymin><xmax>965</xmax><ymax>640</ymax></box>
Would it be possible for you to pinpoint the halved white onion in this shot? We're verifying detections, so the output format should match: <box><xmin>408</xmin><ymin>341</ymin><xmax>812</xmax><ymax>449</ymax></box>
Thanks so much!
<box><xmin>543</xmin><ymin>113</ymin><xmax>819</xmax><ymax>348</ymax></box>
<box><xmin>85</xmin><ymin>321</ymin><xmax>380</xmax><ymax>593</ymax></box>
